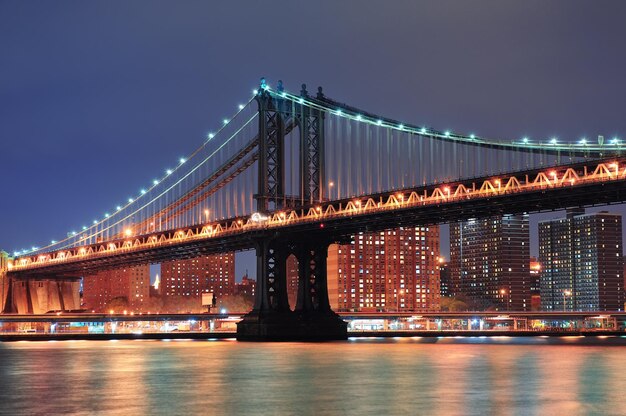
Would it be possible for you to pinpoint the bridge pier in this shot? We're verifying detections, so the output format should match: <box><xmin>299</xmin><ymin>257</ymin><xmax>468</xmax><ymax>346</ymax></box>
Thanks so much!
<box><xmin>4</xmin><ymin>276</ymin><xmax>81</xmax><ymax>314</ymax></box>
<box><xmin>236</xmin><ymin>236</ymin><xmax>347</xmax><ymax>341</ymax></box>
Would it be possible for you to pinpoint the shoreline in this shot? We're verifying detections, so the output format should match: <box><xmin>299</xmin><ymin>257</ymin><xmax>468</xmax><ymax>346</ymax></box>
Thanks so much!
<box><xmin>1</xmin><ymin>330</ymin><xmax>625</xmax><ymax>342</ymax></box>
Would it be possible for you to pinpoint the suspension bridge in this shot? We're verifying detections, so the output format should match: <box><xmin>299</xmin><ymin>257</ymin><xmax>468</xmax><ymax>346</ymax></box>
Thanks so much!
<box><xmin>2</xmin><ymin>78</ymin><xmax>626</xmax><ymax>340</ymax></box>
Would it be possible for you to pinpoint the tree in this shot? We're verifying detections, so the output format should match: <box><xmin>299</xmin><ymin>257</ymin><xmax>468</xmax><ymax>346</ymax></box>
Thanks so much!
<box><xmin>217</xmin><ymin>293</ymin><xmax>254</xmax><ymax>313</ymax></box>
<box><xmin>104</xmin><ymin>296</ymin><xmax>129</xmax><ymax>313</ymax></box>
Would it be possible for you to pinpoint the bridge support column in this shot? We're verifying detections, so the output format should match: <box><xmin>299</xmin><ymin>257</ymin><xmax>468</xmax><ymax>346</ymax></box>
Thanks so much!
<box><xmin>237</xmin><ymin>236</ymin><xmax>347</xmax><ymax>341</ymax></box>
<box><xmin>6</xmin><ymin>276</ymin><xmax>80</xmax><ymax>314</ymax></box>
<box><xmin>293</xmin><ymin>239</ymin><xmax>347</xmax><ymax>339</ymax></box>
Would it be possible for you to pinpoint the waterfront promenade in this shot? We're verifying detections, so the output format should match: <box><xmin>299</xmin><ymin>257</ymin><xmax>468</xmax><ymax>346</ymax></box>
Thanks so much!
<box><xmin>1</xmin><ymin>311</ymin><xmax>624</xmax><ymax>341</ymax></box>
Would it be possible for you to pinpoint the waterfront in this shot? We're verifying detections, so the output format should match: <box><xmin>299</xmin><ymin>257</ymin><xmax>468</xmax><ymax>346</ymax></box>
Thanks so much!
<box><xmin>1</xmin><ymin>338</ymin><xmax>625</xmax><ymax>415</ymax></box>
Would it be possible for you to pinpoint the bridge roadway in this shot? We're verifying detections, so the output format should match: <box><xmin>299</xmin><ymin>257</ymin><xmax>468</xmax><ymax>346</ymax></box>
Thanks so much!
<box><xmin>8</xmin><ymin>156</ymin><xmax>626</xmax><ymax>278</ymax></box>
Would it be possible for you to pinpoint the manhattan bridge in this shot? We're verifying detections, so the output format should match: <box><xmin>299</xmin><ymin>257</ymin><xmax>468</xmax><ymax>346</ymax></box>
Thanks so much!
<box><xmin>2</xmin><ymin>78</ymin><xmax>626</xmax><ymax>340</ymax></box>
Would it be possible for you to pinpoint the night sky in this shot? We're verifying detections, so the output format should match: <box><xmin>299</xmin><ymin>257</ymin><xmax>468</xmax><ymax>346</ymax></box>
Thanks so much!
<box><xmin>2</xmin><ymin>1</ymin><xmax>626</xmax><ymax>281</ymax></box>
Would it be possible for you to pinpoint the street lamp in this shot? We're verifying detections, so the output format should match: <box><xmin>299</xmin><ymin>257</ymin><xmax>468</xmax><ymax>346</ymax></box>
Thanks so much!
<box><xmin>563</xmin><ymin>289</ymin><xmax>572</xmax><ymax>312</ymax></box>
<box><xmin>329</xmin><ymin>181</ymin><xmax>335</xmax><ymax>200</ymax></box>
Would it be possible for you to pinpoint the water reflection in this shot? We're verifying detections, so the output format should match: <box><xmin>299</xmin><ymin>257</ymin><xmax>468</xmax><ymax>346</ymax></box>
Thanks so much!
<box><xmin>0</xmin><ymin>338</ymin><xmax>625</xmax><ymax>415</ymax></box>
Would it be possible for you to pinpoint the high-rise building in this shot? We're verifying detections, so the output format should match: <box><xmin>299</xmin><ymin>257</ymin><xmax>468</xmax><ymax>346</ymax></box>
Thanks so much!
<box><xmin>529</xmin><ymin>258</ymin><xmax>542</xmax><ymax>311</ymax></box>
<box><xmin>83</xmin><ymin>265</ymin><xmax>150</xmax><ymax>312</ymax></box>
<box><xmin>161</xmin><ymin>253</ymin><xmax>235</xmax><ymax>300</ymax></box>
<box><xmin>439</xmin><ymin>259</ymin><xmax>451</xmax><ymax>297</ymax></box>
<box><xmin>326</xmin><ymin>226</ymin><xmax>440</xmax><ymax>312</ymax></box>
<box><xmin>450</xmin><ymin>214</ymin><xmax>530</xmax><ymax>311</ymax></box>
<box><xmin>539</xmin><ymin>209</ymin><xmax>624</xmax><ymax>311</ymax></box>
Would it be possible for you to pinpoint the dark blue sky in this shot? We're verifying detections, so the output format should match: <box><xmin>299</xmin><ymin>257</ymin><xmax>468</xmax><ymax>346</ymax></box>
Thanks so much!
<box><xmin>2</xmin><ymin>1</ymin><xmax>626</xmax><ymax>280</ymax></box>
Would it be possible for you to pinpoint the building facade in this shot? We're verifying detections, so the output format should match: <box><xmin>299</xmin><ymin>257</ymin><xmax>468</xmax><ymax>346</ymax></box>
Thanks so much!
<box><xmin>439</xmin><ymin>259</ymin><xmax>451</xmax><ymax>297</ymax></box>
<box><xmin>83</xmin><ymin>265</ymin><xmax>150</xmax><ymax>312</ymax></box>
<box><xmin>235</xmin><ymin>273</ymin><xmax>256</xmax><ymax>299</ymax></box>
<box><xmin>450</xmin><ymin>214</ymin><xmax>530</xmax><ymax>311</ymax></box>
<box><xmin>326</xmin><ymin>226</ymin><xmax>441</xmax><ymax>312</ymax></box>
<box><xmin>161</xmin><ymin>253</ymin><xmax>235</xmax><ymax>300</ymax></box>
<box><xmin>539</xmin><ymin>209</ymin><xmax>624</xmax><ymax>311</ymax></box>
<box><xmin>529</xmin><ymin>258</ymin><xmax>542</xmax><ymax>311</ymax></box>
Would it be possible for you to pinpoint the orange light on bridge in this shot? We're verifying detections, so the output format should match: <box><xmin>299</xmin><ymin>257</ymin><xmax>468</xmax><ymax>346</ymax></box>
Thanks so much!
<box><xmin>124</xmin><ymin>229</ymin><xmax>132</xmax><ymax>237</ymax></box>
<box><xmin>396</xmin><ymin>193</ymin><xmax>404</xmax><ymax>200</ymax></box>
<box><xmin>316</xmin><ymin>206</ymin><xmax>322</xmax><ymax>212</ymax></box>
<box><xmin>79</xmin><ymin>248</ymin><xmax>86</xmax><ymax>255</ymax></box>
<box><xmin>355</xmin><ymin>200</ymin><xmax>361</xmax><ymax>207</ymax></box>
<box><xmin>549</xmin><ymin>171</ymin><xmax>557</xmax><ymax>177</ymax></box>
<box><xmin>569</xmin><ymin>178</ymin><xmax>576</xmax><ymax>185</ymax></box>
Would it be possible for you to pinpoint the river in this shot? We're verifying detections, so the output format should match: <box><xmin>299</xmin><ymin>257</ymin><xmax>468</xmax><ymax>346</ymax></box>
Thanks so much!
<box><xmin>1</xmin><ymin>337</ymin><xmax>625</xmax><ymax>415</ymax></box>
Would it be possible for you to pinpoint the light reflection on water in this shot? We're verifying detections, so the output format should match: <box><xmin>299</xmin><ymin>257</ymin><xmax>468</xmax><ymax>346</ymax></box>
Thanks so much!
<box><xmin>0</xmin><ymin>338</ymin><xmax>625</xmax><ymax>416</ymax></box>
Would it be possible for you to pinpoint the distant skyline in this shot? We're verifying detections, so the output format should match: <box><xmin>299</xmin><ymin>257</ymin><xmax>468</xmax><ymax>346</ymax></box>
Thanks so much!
<box><xmin>2</xmin><ymin>1</ymin><xmax>626</xmax><ymax>281</ymax></box>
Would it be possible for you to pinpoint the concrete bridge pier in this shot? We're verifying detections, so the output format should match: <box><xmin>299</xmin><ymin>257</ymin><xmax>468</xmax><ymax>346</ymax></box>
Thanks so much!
<box><xmin>4</xmin><ymin>276</ymin><xmax>81</xmax><ymax>314</ymax></box>
<box><xmin>236</xmin><ymin>235</ymin><xmax>347</xmax><ymax>341</ymax></box>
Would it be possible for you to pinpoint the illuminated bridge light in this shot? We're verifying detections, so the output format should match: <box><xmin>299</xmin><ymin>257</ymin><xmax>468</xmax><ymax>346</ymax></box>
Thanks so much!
<box><xmin>124</xmin><ymin>229</ymin><xmax>132</xmax><ymax>237</ymax></box>
<box><xmin>579</xmin><ymin>138</ymin><xmax>587</xmax><ymax>145</ymax></box>
<box><xmin>238</xmin><ymin>104</ymin><xmax>244</xmax><ymax>110</ymax></box>
<box><xmin>398</xmin><ymin>124</ymin><xmax>404</xmax><ymax>129</ymax></box>
<box><xmin>356</xmin><ymin>115</ymin><xmax>362</xmax><ymax>121</ymax></box>
<box><xmin>335</xmin><ymin>109</ymin><xmax>342</xmax><ymax>116</ymax></box>
<box><xmin>522</xmin><ymin>137</ymin><xmax>529</xmax><ymax>143</ymax></box>
<box><xmin>140</xmin><ymin>189</ymin><xmax>147</xmax><ymax>195</ymax></box>
<box><xmin>104</xmin><ymin>213</ymin><xmax>110</xmax><ymax>218</ymax></box>
<box><xmin>166</xmin><ymin>169</ymin><xmax>173</xmax><ymax>175</ymax></box>
<box><xmin>93</xmin><ymin>220</ymin><xmax>98</xmax><ymax>225</ymax></box>
<box><xmin>128</xmin><ymin>198</ymin><xmax>134</xmax><ymax>203</ymax></box>
<box><xmin>223</xmin><ymin>119</ymin><xmax>229</xmax><ymax>125</ymax></box>
<box><xmin>179</xmin><ymin>158</ymin><xmax>186</xmax><ymax>164</ymax></box>
<box><xmin>377</xmin><ymin>120</ymin><xmax>383</xmax><ymax>126</ymax></box>
<box><xmin>550</xmin><ymin>138</ymin><xmax>558</xmax><ymax>145</ymax></box>
<box><xmin>420</xmin><ymin>127</ymin><xmax>427</xmax><ymax>134</ymax></box>
<box><xmin>469</xmin><ymin>134</ymin><xmax>475</xmax><ymax>139</ymax></box>
<box><xmin>51</xmin><ymin>240</ymin><xmax>56</xmax><ymax>244</ymax></box>
<box><xmin>444</xmin><ymin>131</ymin><xmax>451</xmax><ymax>137</ymax></box>
<box><xmin>252</xmin><ymin>89</ymin><xmax>258</xmax><ymax>95</ymax></box>
<box><xmin>82</xmin><ymin>226</ymin><xmax>87</xmax><ymax>231</ymax></box>
<box><xmin>208</xmin><ymin>133</ymin><xmax>215</xmax><ymax>139</ymax></box>
<box><xmin>153</xmin><ymin>179</ymin><xmax>159</xmax><ymax>185</ymax></box>
<box><xmin>116</xmin><ymin>206</ymin><xmax>122</xmax><ymax>211</ymax></box>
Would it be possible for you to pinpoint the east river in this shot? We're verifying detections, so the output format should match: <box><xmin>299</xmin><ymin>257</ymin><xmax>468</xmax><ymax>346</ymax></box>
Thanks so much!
<box><xmin>1</xmin><ymin>337</ymin><xmax>625</xmax><ymax>415</ymax></box>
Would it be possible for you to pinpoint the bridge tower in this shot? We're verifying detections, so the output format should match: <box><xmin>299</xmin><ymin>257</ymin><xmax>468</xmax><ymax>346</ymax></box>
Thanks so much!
<box><xmin>238</xmin><ymin>79</ymin><xmax>346</xmax><ymax>341</ymax></box>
